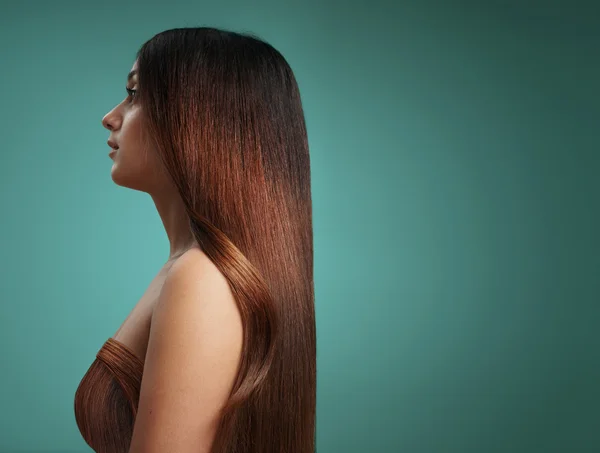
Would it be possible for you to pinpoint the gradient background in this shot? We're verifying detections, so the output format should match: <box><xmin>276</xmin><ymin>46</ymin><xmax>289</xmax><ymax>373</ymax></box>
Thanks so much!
<box><xmin>0</xmin><ymin>1</ymin><xmax>598</xmax><ymax>452</ymax></box>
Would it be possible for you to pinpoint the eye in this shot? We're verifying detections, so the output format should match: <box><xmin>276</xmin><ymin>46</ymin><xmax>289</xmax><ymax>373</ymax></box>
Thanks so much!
<box><xmin>125</xmin><ymin>87</ymin><xmax>137</xmax><ymax>101</ymax></box>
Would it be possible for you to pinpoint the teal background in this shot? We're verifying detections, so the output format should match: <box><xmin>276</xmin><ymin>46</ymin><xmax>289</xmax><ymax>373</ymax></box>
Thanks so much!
<box><xmin>0</xmin><ymin>1</ymin><xmax>598</xmax><ymax>452</ymax></box>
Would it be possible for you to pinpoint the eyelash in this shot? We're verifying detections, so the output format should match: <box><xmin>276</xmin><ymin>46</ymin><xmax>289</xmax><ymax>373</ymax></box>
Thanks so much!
<box><xmin>125</xmin><ymin>87</ymin><xmax>137</xmax><ymax>101</ymax></box>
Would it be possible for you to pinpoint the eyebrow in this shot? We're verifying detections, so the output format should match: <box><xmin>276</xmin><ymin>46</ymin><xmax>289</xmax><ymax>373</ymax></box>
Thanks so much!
<box><xmin>127</xmin><ymin>69</ymin><xmax>138</xmax><ymax>82</ymax></box>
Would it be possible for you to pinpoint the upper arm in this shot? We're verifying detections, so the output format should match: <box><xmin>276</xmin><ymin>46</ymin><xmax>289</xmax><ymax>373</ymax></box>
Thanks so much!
<box><xmin>128</xmin><ymin>249</ymin><xmax>243</xmax><ymax>453</ymax></box>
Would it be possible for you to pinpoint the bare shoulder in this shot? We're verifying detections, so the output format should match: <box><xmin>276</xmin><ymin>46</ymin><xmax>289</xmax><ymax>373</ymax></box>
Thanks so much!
<box><xmin>129</xmin><ymin>247</ymin><xmax>243</xmax><ymax>452</ymax></box>
<box><xmin>166</xmin><ymin>247</ymin><xmax>227</xmax><ymax>288</ymax></box>
<box><xmin>157</xmin><ymin>247</ymin><xmax>239</xmax><ymax>320</ymax></box>
<box><xmin>153</xmin><ymin>246</ymin><xmax>243</xmax><ymax>360</ymax></box>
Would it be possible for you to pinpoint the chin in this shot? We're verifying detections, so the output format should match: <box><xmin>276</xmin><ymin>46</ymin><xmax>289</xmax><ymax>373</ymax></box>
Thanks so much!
<box><xmin>110</xmin><ymin>169</ymin><xmax>151</xmax><ymax>195</ymax></box>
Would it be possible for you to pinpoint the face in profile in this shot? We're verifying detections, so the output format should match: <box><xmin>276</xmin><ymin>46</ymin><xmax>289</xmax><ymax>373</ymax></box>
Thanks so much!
<box><xmin>102</xmin><ymin>60</ymin><xmax>167</xmax><ymax>194</ymax></box>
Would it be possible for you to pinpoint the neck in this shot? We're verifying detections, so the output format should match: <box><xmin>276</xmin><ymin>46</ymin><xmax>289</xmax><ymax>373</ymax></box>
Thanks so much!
<box><xmin>150</xmin><ymin>187</ymin><xmax>198</xmax><ymax>263</ymax></box>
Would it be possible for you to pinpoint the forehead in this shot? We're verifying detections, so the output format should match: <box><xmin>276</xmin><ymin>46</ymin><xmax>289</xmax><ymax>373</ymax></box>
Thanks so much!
<box><xmin>128</xmin><ymin>61</ymin><xmax>139</xmax><ymax>82</ymax></box>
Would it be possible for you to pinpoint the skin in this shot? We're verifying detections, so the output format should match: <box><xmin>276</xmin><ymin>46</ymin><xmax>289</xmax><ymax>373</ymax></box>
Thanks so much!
<box><xmin>101</xmin><ymin>59</ymin><xmax>199</xmax><ymax>264</ymax></box>
<box><xmin>99</xmin><ymin>61</ymin><xmax>243</xmax><ymax>452</ymax></box>
<box><xmin>99</xmin><ymin>59</ymin><xmax>204</xmax><ymax>378</ymax></box>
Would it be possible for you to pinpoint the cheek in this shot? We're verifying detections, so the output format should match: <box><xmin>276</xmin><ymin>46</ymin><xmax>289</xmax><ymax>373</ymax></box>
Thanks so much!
<box><xmin>110</xmin><ymin>147</ymin><xmax>153</xmax><ymax>190</ymax></box>
<box><xmin>118</xmin><ymin>112</ymin><xmax>146</xmax><ymax>160</ymax></box>
<box><xmin>122</xmin><ymin>111</ymin><xmax>142</xmax><ymax>141</ymax></box>
<box><xmin>110</xmin><ymin>108</ymin><xmax>165</xmax><ymax>187</ymax></box>
<box><xmin>115</xmin><ymin>136</ymin><xmax>155</xmax><ymax>176</ymax></box>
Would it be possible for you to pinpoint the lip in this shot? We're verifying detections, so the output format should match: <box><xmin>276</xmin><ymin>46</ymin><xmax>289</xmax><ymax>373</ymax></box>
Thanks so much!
<box><xmin>109</xmin><ymin>148</ymin><xmax>117</xmax><ymax>157</ymax></box>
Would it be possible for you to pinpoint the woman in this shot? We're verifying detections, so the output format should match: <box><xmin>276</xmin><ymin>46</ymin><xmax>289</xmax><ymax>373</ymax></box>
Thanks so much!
<box><xmin>74</xmin><ymin>27</ymin><xmax>316</xmax><ymax>453</ymax></box>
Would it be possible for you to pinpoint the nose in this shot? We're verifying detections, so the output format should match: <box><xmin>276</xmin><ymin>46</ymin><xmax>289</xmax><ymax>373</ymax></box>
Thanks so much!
<box><xmin>102</xmin><ymin>107</ymin><xmax>121</xmax><ymax>131</ymax></box>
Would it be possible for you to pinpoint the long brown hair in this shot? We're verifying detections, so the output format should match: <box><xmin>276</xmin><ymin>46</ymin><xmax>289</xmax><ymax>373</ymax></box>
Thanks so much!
<box><xmin>135</xmin><ymin>27</ymin><xmax>316</xmax><ymax>453</ymax></box>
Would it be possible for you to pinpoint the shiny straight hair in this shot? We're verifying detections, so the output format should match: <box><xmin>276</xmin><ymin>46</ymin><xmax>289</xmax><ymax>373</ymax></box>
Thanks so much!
<box><xmin>135</xmin><ymin>27</ymin><xmax>316</xmax><ymax>453</ymax></box>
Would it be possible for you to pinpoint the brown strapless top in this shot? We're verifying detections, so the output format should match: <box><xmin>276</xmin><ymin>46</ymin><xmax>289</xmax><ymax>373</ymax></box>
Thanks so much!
<box><xmin>74</xmin><ymin>337</ymin><xmax>145</xmax><ymax>453</ymax></box>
